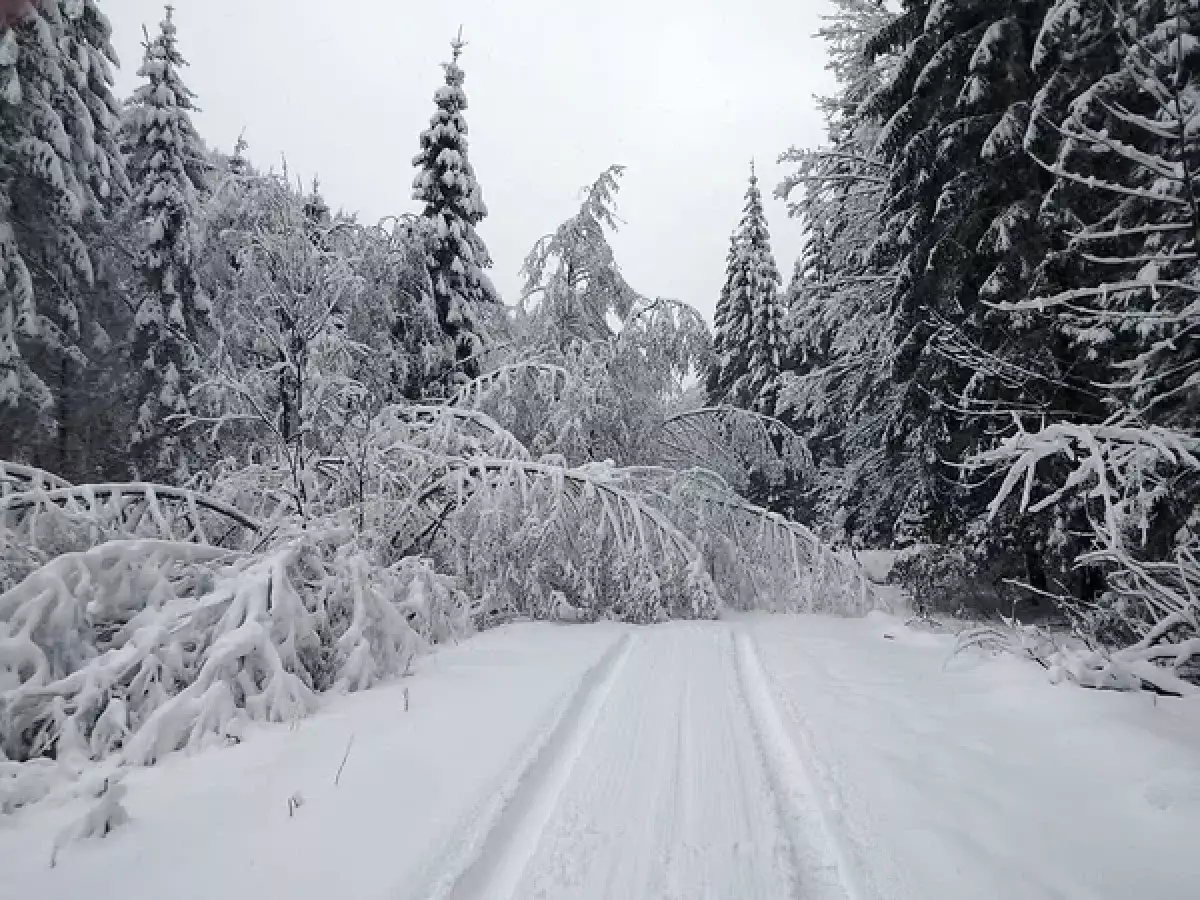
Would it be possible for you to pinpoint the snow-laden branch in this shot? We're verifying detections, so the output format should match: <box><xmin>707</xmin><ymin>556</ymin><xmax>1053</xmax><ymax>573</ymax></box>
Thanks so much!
<box><xmin>988</xmin><ymin>280</ymin><xmax>1200</xmax><ymax>318</ymax></box>
<box><xmin>0</xmin><ymin>535</ymin><xmax>470</xmax><ymax>775</ymax></box>
<box><xmin>1</xmin><ymin>483</ymin><xmax>263</xmax><ymax>547</ymax></box>
<box><xmin>452</xmin><ymin>362</ymin><xmax>570</xmax><ymax>410</ymax></box>
<box><xmin>972</xmin><ymin>418</ymin><xmax>1200</xmax><ymax>676</ymax></box>
<box><xmin>0</xmin><ymin>463</ymin><xmax>72</xmax><ymax>497</ymax></box>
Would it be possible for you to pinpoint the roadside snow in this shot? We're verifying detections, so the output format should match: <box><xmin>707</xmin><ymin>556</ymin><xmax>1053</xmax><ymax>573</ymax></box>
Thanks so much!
<box><xmin>0</xmin><ymin>623</ymin><xmax>625</xmax><ymax>900</ymax></box>
<box><xmin>745</xmin><ymin>611</ymin><xmax>1200</xmax><ymax>900</ymax></box>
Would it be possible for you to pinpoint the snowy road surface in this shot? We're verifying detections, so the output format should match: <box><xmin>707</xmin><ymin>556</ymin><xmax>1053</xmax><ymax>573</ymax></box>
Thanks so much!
<box><xmin>3</xmin><ymin>615</ymin><xmax>1199</xmax><ymax>900</ymax></box>
<box><xmin>439</xmin><ymin>625</ymin><xmax>832</xmax><ymax>900</ymax></box>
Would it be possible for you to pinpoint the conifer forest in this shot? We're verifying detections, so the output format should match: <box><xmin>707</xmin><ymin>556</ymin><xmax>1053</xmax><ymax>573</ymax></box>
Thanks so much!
<box><xmin>0</xmin><ymin>3</ymin><xmax>1198</xmax><ymax>897</ymax></box>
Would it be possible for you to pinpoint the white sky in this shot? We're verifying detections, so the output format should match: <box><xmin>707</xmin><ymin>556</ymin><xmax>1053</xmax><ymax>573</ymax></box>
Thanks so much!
<box><xmin>106</xmin><ymin>0</ymin><xmax>837</xmax><ymax>323</ymax></box>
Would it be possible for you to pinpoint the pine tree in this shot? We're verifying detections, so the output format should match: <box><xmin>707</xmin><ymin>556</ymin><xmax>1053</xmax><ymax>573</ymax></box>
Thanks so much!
<box><xmin>122</xmin><ymin>4</ymin><xmax>209</xmax><ymax>480</ymax></box>
<box><xmin>412</xmin><ymin>29</ymin><xmax>498</xmax><ymax>381</ymax></box>
<box><xmin>708</xmin><ymin>166</ymin><xmax>783</xmax><ymax>413</ymax></box>
<box><xmin>0</xmin><ymin>0</ymin><xmax>127</xmax><ymax>459</ymax></box>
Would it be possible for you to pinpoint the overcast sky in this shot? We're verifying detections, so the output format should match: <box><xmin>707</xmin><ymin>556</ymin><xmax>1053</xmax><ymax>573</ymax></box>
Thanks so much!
<box><xmin>106</xmin><ymin>0</ymin><xmax>837</xmax><ymax>323</ymax></box>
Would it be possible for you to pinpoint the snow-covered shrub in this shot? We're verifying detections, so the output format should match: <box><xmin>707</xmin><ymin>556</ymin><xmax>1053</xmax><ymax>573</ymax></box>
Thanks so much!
<box><xmin>0</xmin><ymin>532</ymin><xmax>470</xmax><ymax>767</ymax></box>
<box><xmin>954</xmin><ymin>618</ymin><xmax>1198</xmax><ymax>697</ymax></box>
<box><xmin>1</xmin><ymin>464</ymin><xmax>104</xmax><ymax>591</ymax></box>
<box><xmin>889</xmin><ymin>544</ymin><xmax>1017</xmax><ymax>620</ymax></box>
<box><xmin>0</xmin><ymin>540</ymin><xmax>233</xmax><ymax>761</ymax></box>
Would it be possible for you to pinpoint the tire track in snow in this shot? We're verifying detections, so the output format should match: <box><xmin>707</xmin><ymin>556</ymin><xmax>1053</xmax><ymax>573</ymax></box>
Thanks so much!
<box><xmin>417</xmin><ymin>632</ymin><xmax>636</xmax><ymax>900</ymax></box>
<box><xmin>659</xmin><ymin>660</ymin><xmax>692</xmax><ymax>898</ymax></box>
<box><xmin>511</xmin><ymin>624</ymin><xmax>798</xmax><ymax>899</ymax></box>
<box><xmin>735</xmin><ymin>629</ymin><xmax>865</xmax><ymax>900</ymax></box>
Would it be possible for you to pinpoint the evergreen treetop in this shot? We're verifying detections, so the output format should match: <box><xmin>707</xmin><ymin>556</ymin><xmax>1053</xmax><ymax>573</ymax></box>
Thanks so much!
<box><xmin>708</xmin><ymin>165</ymin><xmax>783</xmax><ymax>413</ymax></box>
<box><xmin>122</xmin><ymin>3</ymin><xmax>209</xmax><ymax>479</ymax></box>
<box><xmin>412</xmin><ymin>29</ymin><xmax>498</xmax><ymax>380</ymax></box>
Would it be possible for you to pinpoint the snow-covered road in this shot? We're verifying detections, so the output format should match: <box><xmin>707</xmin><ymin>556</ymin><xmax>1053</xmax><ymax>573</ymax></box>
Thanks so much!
<box><xmin>412</xmin><ymin>616</ymin><xmax>1200</xmax><ymax>900</ymax></box>
<box><xmin>4</xmin><ymin>615</ymin><xmax>1199</xmax><ymax>900</ymax></box>
<box><xmin>443</xmin><ymin>625</ymin><xmax>810</xmax><ymax>900</ymax></box>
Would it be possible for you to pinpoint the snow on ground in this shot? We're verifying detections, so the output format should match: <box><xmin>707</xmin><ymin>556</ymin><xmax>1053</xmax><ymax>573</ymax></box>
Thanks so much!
<box><xmin>0</xmin><ymin>623</ymin><xmax>623</xmax><ymax>900</ymax></box>
<box><xmin>745</xmin><ymin>611</ymin><xmax>1200</xmax><ymax>900</ymax></box>
<box><xmin>500</xmin><ymin>623</ymin><xmax>809</xmax><ymax>900</ymax></box>
<box><xmin>3</xmin><ymin>613</ymin><xmax>1199</xmax><ymax>900</ymax></box>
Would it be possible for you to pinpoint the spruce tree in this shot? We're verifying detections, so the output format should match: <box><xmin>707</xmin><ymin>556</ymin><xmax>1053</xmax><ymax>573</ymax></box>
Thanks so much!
<box><xmin>228</xmin><ymin>131</ymin><xmax>250</xmax><ymax>177</ymax></box>
<box><xmin>773</xmin><ymin>1</ymin><xmax>906</xmax><ymax>540</ymax></box>
<box><xmin>993</xmin><ymin>0</ymin><xmax>1200</xmax><ymax>593</ymax></box>
<box><xmin>708</xmin><ymin>166</ymin><xmax>783</xmax><ymax>413</ymax></box>
<box><xmin>856</xmin><ymin>0</ymin><xmax>1070</xmax><ymax>540</ymax></box>
<box><xmin>745</xmin><ymin>193</ymin><xmax>785</xmax><ymax>413</ymax></box>
<box><xmin>1027</xmin><ymin>0</ymin><xmax>1200</xmax><ymax>434</ymax></box>
<box><xmin>0</xmin><ymin>0</ymin><xmax>127</xmax><ymax>458</ymax></box>
<box><xmin>412</xmin><ymin>29</ymin><xmax>498</xmax><ymax>381</ymax></box>
<box><xmin>708</xmin><ymin>232</ymin><xmax>740</xmax><ymax>397</ymax></box>
<box><xmin>122</xmin><ymin>4</ymin><xmax>209</xmax><ymax>480</ymax></box>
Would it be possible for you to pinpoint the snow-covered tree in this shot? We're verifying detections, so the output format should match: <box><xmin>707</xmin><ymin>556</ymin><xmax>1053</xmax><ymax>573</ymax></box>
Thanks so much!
<box><xmin>769</xmin><ymin>0</ymin><xmax>906</xmax><ymax>540</ymax></box>
<box><xmin>971</xmin><ymin>0</ymin><xmax>1200</xmax><ymax>662</ymax></box>
<box><xmin>774</xmin><ymin>163</ymin><xmax>900</xmax><ymax>535</ymax></box>
<box><xmin>1020</xmin><ymin>0</ymin><xmax>1200</xmax><ymax>434</ymax></box>
<box><xmin>344</xmin><ymin>213</ymin><xmax>446</xmax><ymax>403</ymax></box>
<box><xmin>709</xmin><ymin>232</ymin><xmax>740</xmax><ymax>371</ymax></box>
<box><xmin>122</xmin><ymin>5</ymin><xmax>210</xmax><ymax>480</ymax></box>
<box><xmin>0</xmin><ymin>0</ymin><xmax>128</xmax><ymax>464</ymax></box>
<box><xmin>228</xmin><ymin>131</ymin><xmax>249</xmax><ymax>176</ymax></box>
<box><xmin>813</xmin><ymin>0</ymin><xmax>899</xmax><ymax>124</ymax></box>
<box><xmin>519</xmin><ymin>165</ymin><xmax>639</xmax><ymax>348</ymax></box>
<box><xmin>848</xmin><ymin>0</ymin><xmax>1075</xmax><ymax>543</ymax></box>
<box><xmin>188</xmin><ymin>178</ymin><xmax>367</xmax><ymax>521</ymax></box>
<box><xmin>708</xmin><ymin>167</ymin><xmax>784</xmax><ymax>413</ymax></box>
<box><xmin>497</xmin><ymin>168</ymin><xmax>711</xmax><ymax>467</ymax></box>
<box><xmin>412</xmin><ymin>30</ymin><xmax>499</xmax><ymax>382</ymax></box>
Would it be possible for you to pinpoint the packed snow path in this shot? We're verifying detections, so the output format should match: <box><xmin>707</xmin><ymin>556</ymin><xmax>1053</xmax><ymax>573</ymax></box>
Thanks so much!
<box><xmin>3</xmin><ymin>616</ymin><xmax>1198</xmax><ymax>900</ymax></box>
<box><xmin>433</xmin><ymin>624</ymin><xmax>847</xmax><ymax>900</ymax></box>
